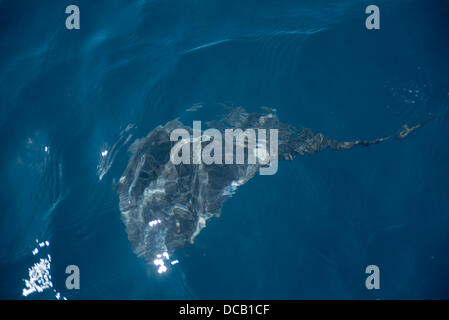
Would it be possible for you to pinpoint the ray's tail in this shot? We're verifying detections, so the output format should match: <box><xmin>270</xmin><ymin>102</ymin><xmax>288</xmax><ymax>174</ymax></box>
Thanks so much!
<box><xmin>278</xmin><ymin>113</ymin><xmax>449</xmax><ymax>160</ymax></box>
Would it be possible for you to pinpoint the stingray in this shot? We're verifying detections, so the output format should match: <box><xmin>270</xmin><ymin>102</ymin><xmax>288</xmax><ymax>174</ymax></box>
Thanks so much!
<box><xmin>115</xmin><ymin>106</ymin><xmax>447</xmax><ymax>272</ymax></box>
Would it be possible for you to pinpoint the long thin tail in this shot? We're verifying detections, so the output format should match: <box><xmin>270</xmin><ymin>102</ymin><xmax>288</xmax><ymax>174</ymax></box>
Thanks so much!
<box><xmin>278</xmin><ymin>113</ymin><xmax>449</xmax><ymax>160</ymax></box>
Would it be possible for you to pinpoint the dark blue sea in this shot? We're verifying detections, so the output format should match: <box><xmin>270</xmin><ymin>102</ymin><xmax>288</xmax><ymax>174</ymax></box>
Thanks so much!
<box><xmin>1</xmin><ymin>0</ymin><xmax>449</xmax><ymax>299</ymax></box>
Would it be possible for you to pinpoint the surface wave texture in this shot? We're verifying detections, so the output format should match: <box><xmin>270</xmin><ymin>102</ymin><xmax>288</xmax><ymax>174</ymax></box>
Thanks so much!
<box><xmin>0</xmin><ymin>0</ymin><xmax>449</xmax><ymax>299</ymax></box>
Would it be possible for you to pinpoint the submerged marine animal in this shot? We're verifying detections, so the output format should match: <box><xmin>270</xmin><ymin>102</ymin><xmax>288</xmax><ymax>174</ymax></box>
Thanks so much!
<box><xmin>115</xmin><ymin>106</ymin><xmax>446</xmax><ymax>271</ymax></box>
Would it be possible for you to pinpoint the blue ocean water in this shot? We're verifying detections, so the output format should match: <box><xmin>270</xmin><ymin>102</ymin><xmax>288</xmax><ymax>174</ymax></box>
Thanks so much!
<box><xmin>1</xmin><ymin>0</ymin><xmax>449</xmax><ymax>299</ymax></box>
